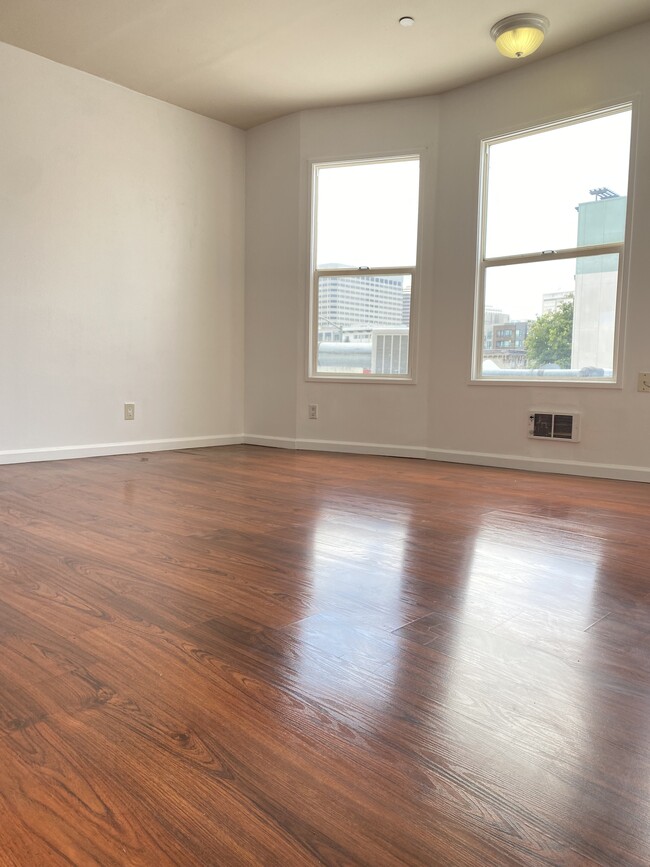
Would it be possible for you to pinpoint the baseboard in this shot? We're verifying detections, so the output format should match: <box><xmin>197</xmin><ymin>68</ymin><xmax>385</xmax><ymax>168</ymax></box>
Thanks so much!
<box><xmin>2</xmin><ymin>431</ymin><xmax>647</xmax><ymax>483</ymax></box>
<box><xmin>423</xmin><ymin>448</ymin><xmax>650</xmax><ymax>483</ymax></box>
<box><xmin>243</xmin><ymin>434</ymin><xmax>650</xmax><ymax>483</ymax></box>
<box><xmin>243</xmin><ymin>434</ymin><xmax>300</xmax><ymax>450</ymax></box>
<box><xmin>244</xmin><ymin>434</ymin><xmax>427</xmax><ymax>459</ymax></box>
<box><xmin>297</xmin><ymin>438</ymin><xmax>428</xmax><ymax>459</ymax></box>
<box><xmin>0</xmin><ymin>434</ymin><xmax>245</xmax><ymax>465</ymax></box>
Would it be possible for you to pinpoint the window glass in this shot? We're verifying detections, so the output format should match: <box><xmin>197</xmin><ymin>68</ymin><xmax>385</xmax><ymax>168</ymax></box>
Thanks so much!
<box><xmin>476</xmin><ymin>106</ymin><xmax>632</xmax><ymax>383</ymax></box>
<box><xmin>315</xmin><ymin>160</ymin><xmax>419</xmax><ymax>269</ymax></box>
<box><xmin>483</xmin><ymin>255</ymin><xmax>619</xmax><ymax>376</ymax></box>
<box><xmin>311</xmin><ymin>157</ymin><xmax>420</xmax><ymax>380</ymax></box>
<box><xmin>485</xmin><ymin>111</ymin><xmax>632</xmax><ymax>258</ymax></box>
<box><xmin>316</xmin><ymin>275</ymin><xmax>412</xmax><ymax>375</ymax></box>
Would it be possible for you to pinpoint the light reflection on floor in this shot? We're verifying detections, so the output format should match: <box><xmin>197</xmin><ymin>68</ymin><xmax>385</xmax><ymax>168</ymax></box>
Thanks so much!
<box><xmin>438</xmin><ymin>513</ymin><xmax>603</xmax><ymax>817</ymax></box>
<box><xmin>294</xmin><ymin>502</ymin><xmax>411</xmax><ymax>692</ymax></box>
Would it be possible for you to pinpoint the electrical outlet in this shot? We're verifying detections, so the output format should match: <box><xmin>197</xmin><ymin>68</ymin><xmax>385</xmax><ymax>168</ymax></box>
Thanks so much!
<box><xmin>638</xmin><ymin>373</ymin><xmax>650</xmax><ymax>393</ymax></box>
<box><xmin>308</xmin><ymin>403</ymin><xmax>318</xmax><ymax>420</ymax></box>
<box><xmin>124</xmin><ymin>402</ymin><xmax>135</xmax><ymax>420</ymax></box>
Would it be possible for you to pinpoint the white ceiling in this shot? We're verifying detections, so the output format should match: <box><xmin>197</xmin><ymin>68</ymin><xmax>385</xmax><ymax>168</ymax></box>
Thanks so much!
<box><xmin>1</xmin><ymin>1</ymin><xmax>649</xmax><ymax>129</ymax></box>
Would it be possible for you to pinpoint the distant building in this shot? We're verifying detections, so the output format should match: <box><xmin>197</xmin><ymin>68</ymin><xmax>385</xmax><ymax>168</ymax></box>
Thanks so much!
<box><xmin>492</xmin><ymin>320</ymin><xmax>529</xmax><ymax>351</ymax></box>
<box><xmin>571</xmin><ymin>190</ymin><xmax>626</xmax><ymax>370</ymax></box>
<box><xmin>317</xmin><ymin>268</ymin><xmax>411</xmax><ymax>373</ymax></box>
<box><xmin>543</xmin><ymin>290</ymin><xmax>574</xmax><ymax>313</ymax></box>
<box><xmin>402</xmin><ymin>285</ymin><xmax>412</xmax><ymax>326</ymax></box>
<box><xmin>484</xmin><ymin>320</ymin><xmax>530</xmax><ymax>369</ymax></box>
<box><xmin>318</xmin><ymin>270</ymin><xmax>405</xmax><ymax>338</ymax></box>
<box><xmin>483</xmin><ymin>306</ymin><xmax>509</xmax><ymax>350</ymax></box>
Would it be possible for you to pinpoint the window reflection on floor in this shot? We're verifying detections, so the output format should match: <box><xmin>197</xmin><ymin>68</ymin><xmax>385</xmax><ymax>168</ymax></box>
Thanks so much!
<box><xmin>438</xmin><ymin>513</ymin><xmax>602</xmax><ymax>795</ymax></box>
<box><xmin>293</xmin><ymin>503</ymin><xmax>411</xmax><ymax>690</ymax></box>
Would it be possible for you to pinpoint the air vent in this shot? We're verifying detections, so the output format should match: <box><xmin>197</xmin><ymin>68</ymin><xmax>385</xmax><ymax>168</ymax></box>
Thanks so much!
<box><xmin>528</xmin><ymin>411</ymin><xmax>581</xmax><ymax>442</ymax></box>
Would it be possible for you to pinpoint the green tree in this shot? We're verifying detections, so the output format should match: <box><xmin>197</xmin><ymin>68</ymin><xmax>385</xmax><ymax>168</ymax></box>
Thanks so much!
<box><xmin>525</xmin><ymin>301</ymin><xmax>574</xmax><ymax>369</ymax></box>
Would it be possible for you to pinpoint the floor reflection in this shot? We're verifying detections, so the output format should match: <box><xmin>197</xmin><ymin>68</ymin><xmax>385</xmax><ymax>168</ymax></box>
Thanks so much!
<box><xmin>307</xmin><ymin>504</ymin><xmax>409</xmax><ymax>607</ymax></box>
<box><xmin>431</xmin><ymin>512</ymin><xmax>615</xmax><ymax>843</ymax></box>
<box><xmin>293</xmin><ymin>502</ymin><xmax>412</xmax><ymax>685</ymax></box>
<box><xmin>442</xmin><ymin>512</ymin><xmax>600</xmax><ymax>718</ymax></box>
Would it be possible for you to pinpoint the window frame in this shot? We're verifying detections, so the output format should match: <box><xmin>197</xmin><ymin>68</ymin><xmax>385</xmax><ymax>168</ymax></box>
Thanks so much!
<box><xmin>308</xmin><ymin>154</ymin><xmax>421</xmax><ymax>383</ymax></box>
<box><xmin>472</xmin><ymin>103</ymin><xmax>633</xmax><ymax>386</ymax></box>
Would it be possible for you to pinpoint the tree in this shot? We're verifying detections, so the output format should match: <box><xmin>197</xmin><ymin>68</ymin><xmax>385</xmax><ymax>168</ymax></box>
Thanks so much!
<box><xmin>525</xmin><ymin>301</ymin><xmax>574</xmax><ymax>369</ymax></box>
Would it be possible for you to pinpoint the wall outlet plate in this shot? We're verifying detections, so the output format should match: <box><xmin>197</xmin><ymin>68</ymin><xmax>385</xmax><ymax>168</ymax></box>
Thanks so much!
<box><xmin>124</xmin><ymin>402</ymin><xmax>135</xmax><ymax>420</ymax></box>
<box><xmin>638</xmin><ymin>373</ymin><xmax>650</xmax><ymax>393</ymax></box>
<box><xmin>308</xmin><ymin>403</ymin><xmax>318</xmax><ymax>420</ymax></box>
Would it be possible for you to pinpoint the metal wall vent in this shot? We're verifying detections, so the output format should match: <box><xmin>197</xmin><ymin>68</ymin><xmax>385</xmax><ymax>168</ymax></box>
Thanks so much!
<box><xmin>528</xmin><ymin>412</ymin><xmax>581</xmax><ymax>442</ymax></box>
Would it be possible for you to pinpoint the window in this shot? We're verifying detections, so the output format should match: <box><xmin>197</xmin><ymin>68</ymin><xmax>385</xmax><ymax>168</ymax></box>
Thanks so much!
<box><xmin>309</xmin><ymin>156</ymin><xmax>420</xmax><ymax>379</ymax></box>
<box><xmin>474</xmin><ymin>105</ymin><xmax>632</xmax><ymax>382</ymax></box>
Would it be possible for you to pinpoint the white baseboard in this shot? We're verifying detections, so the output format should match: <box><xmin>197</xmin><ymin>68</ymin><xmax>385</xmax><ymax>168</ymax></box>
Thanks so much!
<box><xmin>423</xmin><ymin>447</ymin><xmax>650</xmax><ymax>483</ymax></box>
<box><xmin>0</xmin><ymin>434</ymin><xmax>245</xmax><ymax>465</ymax></box>
<box><xmin>297</xmin><ymin>438</ymin><xmax>427</xmax><ymax>459</ymax></box>
<box><xmin>244</xmin><ymin>434</ymin><xmax>299</xmax><ymax>450</ymax></box>
<box><xmin>1</xmin><ymin>431</ymin><xmax>647</xmax><ymax>483</ymax></box>
<box><xmin>243</xmin><ymin>434</ymin><xmax>650</xmax><ymax>483</ymax></box>
<box><xmin>244</xmin><ymin>434</ymin><xmax>426</xmax><ymax>459</ymax></box>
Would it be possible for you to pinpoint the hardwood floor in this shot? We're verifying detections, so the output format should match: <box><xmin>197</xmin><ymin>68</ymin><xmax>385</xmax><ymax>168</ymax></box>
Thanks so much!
<box><xmin>0</xmin><ymin>445</ymin><xmax>649</xmax><ymax>865</ymax></box>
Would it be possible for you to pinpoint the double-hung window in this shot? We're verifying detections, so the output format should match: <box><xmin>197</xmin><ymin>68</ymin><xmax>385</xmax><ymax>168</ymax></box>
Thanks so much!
<box><xmin>474</xmin><ymin>105</ymin><xmax>633</xmax><ymax>383</ymax></box>
<box><xmin>309</xmin><ymin>156</ymin><xmax>420</xmax><ymax>380</ymax></box>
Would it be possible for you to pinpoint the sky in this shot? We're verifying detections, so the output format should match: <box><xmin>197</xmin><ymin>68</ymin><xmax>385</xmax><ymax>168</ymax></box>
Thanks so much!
<box><xmin>315</xmin><ymin>158</ymin><xmax>419</xmax><ymax>268</ymax></box>
<box><xmin>314</xmin><ymin>108</ymin><xmax>632</xmax><ymax>323</ymax></box>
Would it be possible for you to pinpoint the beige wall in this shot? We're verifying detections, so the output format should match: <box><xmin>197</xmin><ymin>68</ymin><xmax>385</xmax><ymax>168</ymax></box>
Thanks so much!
<box><xmin>0</xmin><ymin>41</ymin><xmax>245</xmax><ymax>461</ymax></box>
<box><xmin>244</xmin><ymin>22</ymin><xmax>650</xmax><ymax>480</ymax></box>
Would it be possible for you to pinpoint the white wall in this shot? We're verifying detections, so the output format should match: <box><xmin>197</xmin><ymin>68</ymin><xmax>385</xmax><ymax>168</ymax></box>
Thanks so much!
<box><xmin>3</xmin><ymin>25</ymin><xmax>650</xmax><ymax>480</ymax></box>
<box><xmin>244</xmin><ymin>22</ymin><xmax>650</xmax><ymax>481</ymax></box>
<box><xmin>245</xmin><ymin>98</ymin><xmax>439</xmax><ymax>454</ymax></box>
<box><xmin>296</xmin><ymin>100</ymin><xmax>439</xmax><ymax>453</ymax></box>
<box><xmin>0</xmin><ymin>41</ymin><xmax>245</xmax><ymax>462</ymax></box>
<box><xmin>245</xmin><ymin>114</ymin><xmax>301</xmax><ymax>443</ymax></box>
<box><xmin>429</xmin><ymin>23</ymin><xmax>650</xmax><ymax>479</ymax></box>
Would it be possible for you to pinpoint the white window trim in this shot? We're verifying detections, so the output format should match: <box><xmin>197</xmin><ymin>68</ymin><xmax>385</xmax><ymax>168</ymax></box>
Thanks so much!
<box><xmin>472</xmin><ymin>103</ymin><xmax>633</xmax><ymax>387</ymax></box>
<box><xmin>307</xmin><ymin>155</ymin><xmax>421</xmax><ymax>383</ymax></box>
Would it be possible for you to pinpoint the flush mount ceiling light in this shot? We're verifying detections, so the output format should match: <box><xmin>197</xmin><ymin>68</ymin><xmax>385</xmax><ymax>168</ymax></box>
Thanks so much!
<box><xmin>490</xmin><ymin>13</ymin><xmax>549</xmax><ymax>59</ymax></box>
<box><xmin>399</xmin><ymin>16</ymin><xmax>415</xmax><ymax>27</ymax></box>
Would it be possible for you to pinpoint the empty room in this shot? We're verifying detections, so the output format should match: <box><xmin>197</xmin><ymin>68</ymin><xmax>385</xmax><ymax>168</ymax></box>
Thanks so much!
<box><xmin>1</xmin><ymin>1</ymin><xmax>650</xmax><ymax>864</ymax></box>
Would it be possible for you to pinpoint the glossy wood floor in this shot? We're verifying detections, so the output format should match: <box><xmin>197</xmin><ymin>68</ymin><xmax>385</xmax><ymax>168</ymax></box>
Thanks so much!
<box><xmin>1</xmin><ymin>446</ymin><xmax>650</xmax><ymax>865</ymax></box>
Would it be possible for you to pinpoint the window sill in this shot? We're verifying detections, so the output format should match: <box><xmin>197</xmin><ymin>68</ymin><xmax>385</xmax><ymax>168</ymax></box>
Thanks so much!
<box><xmin>470</xmin><ymin>376</ymin><xmax>621</xmax><ymax>388</ymax></box>
<box><xmin>306</xmin><ymin>374</ymin><xmax>416</xmax><ymax>385</ymax></box>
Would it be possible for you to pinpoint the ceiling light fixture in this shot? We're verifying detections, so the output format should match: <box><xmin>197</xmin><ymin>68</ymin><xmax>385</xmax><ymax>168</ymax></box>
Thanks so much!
<box><xmin>490</xmin><ymin>13</ymin><xmax>549</xmax><ymax>59</ymax></box>
<box><xmin>399</xmin><ymin>16</ymin><xmax>415</xmax><ymax>27</ymax></box>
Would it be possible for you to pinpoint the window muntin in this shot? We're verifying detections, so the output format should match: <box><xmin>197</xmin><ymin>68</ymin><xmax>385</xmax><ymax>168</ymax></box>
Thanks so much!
<box><xmin>475</xmin><ymin>105</ymin><xmax>632</xmax><ymax>383</ymax></box>
<box><xmin>311</xmin><ymin>157</ymin><xmax>420</xmax><ymax>380</ymax></box>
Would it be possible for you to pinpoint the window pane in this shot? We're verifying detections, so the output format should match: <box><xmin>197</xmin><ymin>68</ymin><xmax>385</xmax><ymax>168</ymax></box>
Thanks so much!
<box><xmin>316</xmin><ymin>274</ymin><xmax>411</xmax><ymax>375</ymax></box>
<box><xmin>315</xmin><ymin>160</ymin><xmax>419</xmax><ymax>268</ymax></box>
<box><xmin>485</xmin><ymin>110</ymin><xmax>631</xmax><ymax>258</ymax></box>
<box><xmin>481</xmin><ymin>255</ymin><xmax>619</xmax><ymax>379</ymax></box>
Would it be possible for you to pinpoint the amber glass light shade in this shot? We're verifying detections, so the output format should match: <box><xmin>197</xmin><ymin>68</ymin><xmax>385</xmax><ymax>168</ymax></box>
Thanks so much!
<box><xmin>491</xmin><ymin>14</ymin><xmax>549</xmax><ymax>59</ymax></box>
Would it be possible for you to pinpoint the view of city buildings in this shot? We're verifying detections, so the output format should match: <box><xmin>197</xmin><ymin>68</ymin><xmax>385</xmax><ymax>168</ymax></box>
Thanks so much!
<box><xmin>317</xmin><ymin>269</ymin><xmax>411</xmax><ymax>374</ymax></box>
<box><xmin>315</xmin><ymin>189</ymin><xmax>625</xmax><ymax>376</ymax></box>
<box><xmin>483</xmin><ymin>189</ymin><xmax>626</xmax><ymax>373</ymax></box>
<box><xmin>485</xmin><ymin>319</ymin><xmax>532</xmax><ymax>369</ymax></box>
